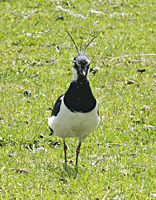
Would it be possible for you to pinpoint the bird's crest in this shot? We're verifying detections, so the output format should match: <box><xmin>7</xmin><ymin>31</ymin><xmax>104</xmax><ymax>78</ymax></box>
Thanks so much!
<box><xmin>66</xmin><ymin>30</ymin><xmax>99</xmax><ymax>55</ymax></box>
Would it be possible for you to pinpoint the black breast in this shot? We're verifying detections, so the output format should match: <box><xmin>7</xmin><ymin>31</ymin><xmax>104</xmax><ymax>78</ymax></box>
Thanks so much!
<box><xmin>64</xmin><ymin>80</ymin><xmax>96</xmax><ymax>113</ymax></box>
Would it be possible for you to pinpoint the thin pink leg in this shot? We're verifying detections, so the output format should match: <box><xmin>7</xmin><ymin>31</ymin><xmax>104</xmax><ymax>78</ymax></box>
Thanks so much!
<box><xmin>63</xmin><ymin>140</ymin><xmax>67</xmax><ymax>163</ymax></box>
<box><xmin>76</xmin><ymin>142</ymin><xmax>81</xmax><ymax>167</ymax></box>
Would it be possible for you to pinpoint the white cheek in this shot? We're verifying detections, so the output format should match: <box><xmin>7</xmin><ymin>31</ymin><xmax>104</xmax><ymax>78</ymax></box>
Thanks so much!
<box><xmin>86</xmin><ymin>59</ymin><xmax>90</xmax><ymax>65</ymax></box>
<box><xmin>72</xmin><ymin>67</ymin><xmax>78</xmax><ymax>81</ymax></box>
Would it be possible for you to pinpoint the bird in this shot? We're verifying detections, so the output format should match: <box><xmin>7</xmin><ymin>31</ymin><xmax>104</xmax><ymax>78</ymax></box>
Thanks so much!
<box><xmin>48</xmin><ymin>31</ymin><xmax>100</xmax><ymax>167</ymax></box>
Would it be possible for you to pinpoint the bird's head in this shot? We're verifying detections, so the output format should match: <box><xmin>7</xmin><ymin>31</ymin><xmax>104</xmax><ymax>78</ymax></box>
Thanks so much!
<box><xmin>66</xmin><ymin>31</ymin><xmax>99</xmax><ymax>81</ymax></box>
<box><xmin>73</xmin><ymin>54</ymin><xmax>90</xmax><ymax>79</ymax></box>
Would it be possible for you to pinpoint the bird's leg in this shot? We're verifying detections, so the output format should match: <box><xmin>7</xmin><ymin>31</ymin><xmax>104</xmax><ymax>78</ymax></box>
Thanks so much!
<box><xmin>63</xmin><ymin>139</ymin><xmax>67</xmax><ymax>163</ymax></box>
<box><xmin>76</xmin><ymin>142</ymin><xmax>81</xmax><ymax>167</ymax></box>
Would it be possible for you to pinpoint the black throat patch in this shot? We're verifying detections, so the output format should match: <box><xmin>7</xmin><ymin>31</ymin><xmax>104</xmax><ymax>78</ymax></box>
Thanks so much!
<box><xmin>64</xmin><ymin>79</ymin><xmax>96</xmax><ymax>113</ymax></box>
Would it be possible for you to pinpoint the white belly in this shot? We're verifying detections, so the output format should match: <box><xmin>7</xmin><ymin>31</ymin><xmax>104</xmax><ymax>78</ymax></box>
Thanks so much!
<box><xmin>48</xmin><ymin>96</ymin><xmax>100</xmax><ymax>141</ymax></box>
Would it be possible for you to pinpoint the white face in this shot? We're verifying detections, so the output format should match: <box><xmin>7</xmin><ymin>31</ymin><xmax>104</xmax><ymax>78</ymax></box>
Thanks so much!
<box><xmin>72</xmin><ymin>54</ymin><xmax>90</xmax><ymax>81</ymax></box>
<box><xmin>73</xmin><ymin>54</ymin><xmax>90</xmax><ymax>65</ymax></box>
<box><xmin>74</xmin><ymin>58</ymin><xmax>90</xmax><ymax>67</ymax></box>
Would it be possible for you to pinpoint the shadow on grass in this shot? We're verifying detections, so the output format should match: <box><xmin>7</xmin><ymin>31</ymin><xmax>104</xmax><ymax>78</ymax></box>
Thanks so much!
<box><xmin>62</xmin><ymin>163</ymin><xmax>80</xmax><ymax>179</ymax></box>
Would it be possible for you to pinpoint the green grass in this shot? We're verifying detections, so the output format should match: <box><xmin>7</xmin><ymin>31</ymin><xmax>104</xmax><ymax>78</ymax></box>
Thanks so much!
<box><xmin>0</xmin><ymin>0</ymin><xmax>156</xmax><ymax>199</ymax></box>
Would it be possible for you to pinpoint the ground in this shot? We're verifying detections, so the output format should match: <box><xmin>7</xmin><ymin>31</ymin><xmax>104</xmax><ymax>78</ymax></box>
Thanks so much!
<box><xmin>0</xmin><ymin>0</ymin><xmax>156</xmax><ymax>199</ymax></box>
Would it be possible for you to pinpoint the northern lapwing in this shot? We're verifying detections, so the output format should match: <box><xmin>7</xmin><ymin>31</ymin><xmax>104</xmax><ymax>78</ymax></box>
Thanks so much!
<box><xmin>48</xmin><ymin>31</ymin><xmax>100</xmax><ymax>167</ymax></box>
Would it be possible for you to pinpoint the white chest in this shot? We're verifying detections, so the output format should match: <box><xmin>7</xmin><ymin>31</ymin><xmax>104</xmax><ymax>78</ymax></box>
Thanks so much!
<box><xmin>48</xmin><ymin>96</ymin><xmax>100</xmax><ymax>141</ymax></box>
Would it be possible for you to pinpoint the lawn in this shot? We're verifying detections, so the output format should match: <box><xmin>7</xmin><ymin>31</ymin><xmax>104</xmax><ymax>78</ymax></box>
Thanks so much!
<box><xmin>0</xmin><ymin>0</ymin><xmax>156</xmax><ymax>199</ymax></box>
